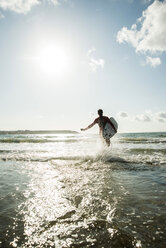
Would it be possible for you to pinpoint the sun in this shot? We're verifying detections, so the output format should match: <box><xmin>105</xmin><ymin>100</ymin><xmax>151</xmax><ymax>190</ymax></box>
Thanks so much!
<box><xmin>36</xmin><ymin>43</ymin><xmax>69</xmax><ymax>78</ymax></box>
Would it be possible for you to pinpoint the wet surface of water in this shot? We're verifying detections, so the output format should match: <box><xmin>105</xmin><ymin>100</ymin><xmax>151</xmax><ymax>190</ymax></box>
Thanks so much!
<box><xmin>0</xmin><ymin>132</ymin><xmax>166</xmax><ymax>247</ymax></box>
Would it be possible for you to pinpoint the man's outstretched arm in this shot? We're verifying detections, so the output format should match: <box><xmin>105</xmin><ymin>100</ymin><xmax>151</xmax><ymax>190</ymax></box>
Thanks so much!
<box><xmin>81</xmin><ymin>120</ymin><xmax>96</xmax><ymax>131</ymax></box>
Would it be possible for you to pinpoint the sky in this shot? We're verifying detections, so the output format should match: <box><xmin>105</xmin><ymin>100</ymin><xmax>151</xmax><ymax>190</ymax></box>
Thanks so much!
<box><xmin>0</xmin><ymin>0</ymin><xmax>166</xmax><ymax>133</ymax></box>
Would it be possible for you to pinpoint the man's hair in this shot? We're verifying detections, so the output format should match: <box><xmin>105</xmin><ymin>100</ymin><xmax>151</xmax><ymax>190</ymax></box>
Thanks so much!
<box><xmin>98</xmin><ymin>109</ymin><xmax>103</xmax><ymax>116</ymax></box>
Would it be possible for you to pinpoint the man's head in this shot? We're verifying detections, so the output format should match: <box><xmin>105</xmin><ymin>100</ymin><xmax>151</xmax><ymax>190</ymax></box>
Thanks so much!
<box><xmin>98</xmin><ymin>109</ymin><xmax>103</xmax><ymax>117</ymax></box>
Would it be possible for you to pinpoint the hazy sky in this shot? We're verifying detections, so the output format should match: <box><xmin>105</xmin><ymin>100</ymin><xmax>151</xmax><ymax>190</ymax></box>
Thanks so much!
<box><xmin>0</xmin><ymin>0</ymin><xmax>166</xmax><ymax>132</ymax></box>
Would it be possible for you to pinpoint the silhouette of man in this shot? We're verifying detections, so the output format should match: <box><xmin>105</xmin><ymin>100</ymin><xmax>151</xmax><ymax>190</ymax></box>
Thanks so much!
<box><xmin>81</xmin><ymin>109</ymin><xmax>116</xmax><ymax>147</ymax></box>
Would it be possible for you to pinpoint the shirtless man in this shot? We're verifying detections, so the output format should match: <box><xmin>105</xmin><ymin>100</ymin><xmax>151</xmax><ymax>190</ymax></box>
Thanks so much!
<box><xmin>81</xmin><ymin>109</ymin><xmax>116</xmax><ymax>147</ymax></box>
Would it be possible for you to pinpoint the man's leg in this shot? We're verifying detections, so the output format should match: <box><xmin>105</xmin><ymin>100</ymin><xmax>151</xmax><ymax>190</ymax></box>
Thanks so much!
<box><xmin>105</xmin><ymin>138</ymin><xmax>110</xmax><ymax>147</ymax></box>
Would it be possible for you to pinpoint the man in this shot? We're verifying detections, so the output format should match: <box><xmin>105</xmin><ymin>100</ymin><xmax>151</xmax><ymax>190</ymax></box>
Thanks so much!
<box><xmin>81</xmin><ymin>109</ymin><xmax>116</xmax><ymax>147</ymax></box>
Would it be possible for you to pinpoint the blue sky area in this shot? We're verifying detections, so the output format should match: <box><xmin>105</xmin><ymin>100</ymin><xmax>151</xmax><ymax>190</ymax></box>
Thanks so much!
<box><xmin>0</xmin><ymin>0</ymin><xmax>166</xmax><ymax>132</ymax></box>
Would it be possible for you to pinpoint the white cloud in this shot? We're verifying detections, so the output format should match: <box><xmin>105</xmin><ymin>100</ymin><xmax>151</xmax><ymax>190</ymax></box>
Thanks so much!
<box><xmin>117</xmin><ymin>111</ymin><xmax>128</xmax><ymax>118</ymax></box>
<box><xmin>157</xmin><ymin>111</ymin><xmax>166</xmax><ymax>118</ymax></box>
<box><xmin>117</xmin><ymin>0</ymin><xmax>166</xmax><ymax>66</ymax></box>
<box><xmin>87</xmin><ymin>47</ymin><xmax>105</xmax><ymax>72</ymax></box>
<box><xmin>0</xmin><ymin>0</ymin><xmax>40</xmax><ymax>14</ymax></box>
<box><xmin>117</xmin><ymin>110</ymin><xmax>166</xmax><ymax>126</ymax></box>
<box><xmin>89</xmin><ymin>58</ymin><xmax>105</xmax><ymax>72</ymax></box>
<box><xmin>117</xmin><ymin>110</ymin><xmax>166</xmax><ymax>124</ymax></box>
<box><xmin>0</xmin><ymin>0</ymin><xmax>61</xmax><ymax>14</ymax></box>
<box><xmin>132</xmin><ymin>111</ymin><xmax>166</xmax><ymax>123</ymax></box>
<box><xmin>155</xmin><ymin>111</ymin><xmax>166</xmax><ymax>122</ymax></box>
<box><xmin>134</xmin><ymin>114</ymin><xmax>151</xmax><ymax>122</ymax></box>
<box><xmin>157</xmin><ymin>118</ymin><xmax>166</xmax><ymax>122</ymax></box>
<box><xmin>87</xmin><ymin>47</ymin><xmax>96</xmax><ymax>56</ymax></box>
<box><xmin>146</xmin><ymin>56</ymin><xmax>161</xmax><ymax>67</ymax></box>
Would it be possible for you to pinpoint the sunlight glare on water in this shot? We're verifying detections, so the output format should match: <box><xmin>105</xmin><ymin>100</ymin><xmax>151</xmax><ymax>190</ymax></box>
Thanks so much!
<box><xmin>0</xmin><ymin>132</ymin><xmax>166</xmax><ymax>247</ymax></box>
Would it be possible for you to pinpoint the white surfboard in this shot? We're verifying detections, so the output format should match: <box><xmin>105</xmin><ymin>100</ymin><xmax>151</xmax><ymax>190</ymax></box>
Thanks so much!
<box><xmin>103</xmin><ymin>117</ymin><xmax>118</xmax><ymax>139</ymax></box>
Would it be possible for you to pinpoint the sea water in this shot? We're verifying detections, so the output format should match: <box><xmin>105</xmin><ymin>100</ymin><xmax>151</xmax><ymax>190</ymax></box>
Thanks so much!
<box><xmin>0</xmin><ymin>131</ymin><xmax>166</xmax><ymax>248</ymax></box>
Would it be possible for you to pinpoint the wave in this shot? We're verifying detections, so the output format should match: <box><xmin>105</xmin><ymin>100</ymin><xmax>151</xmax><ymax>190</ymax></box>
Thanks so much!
<box><xmin>128</xmin><ymin>148</ymin><xmax>166</xmax><ymax>155</ymax></box>
<box><xmin>1</xmin><ymin>137</ymin><xmax>166</xmax><ymax>144</ymax></box>
<box><xmin>0</xmin><ymin>155</ymin><xmax>89</xmax><ymax>163</ymax></box>
<box><xmin>0</xmin><ymin>138</ymin><xmax>80</xmax><ymax>143</ymax></box>
<box><xmin>0</xmin><ymin>130</ymin><xmax>78</xmax><ymax>135</ymax></box>
<box><xmin>119</xmin><ymin>137</ymin><xmax>166</xmax><ymax>144</ymax></box>
<box><xmin>0</xmin><ymin>152</ymin><xmax>165</xmax><ymax>166</ymax></box>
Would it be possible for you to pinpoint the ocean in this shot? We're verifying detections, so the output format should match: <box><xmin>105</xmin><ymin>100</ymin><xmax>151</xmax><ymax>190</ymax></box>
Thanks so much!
<box><xmin>0</xmin><ymin>131</ymin><xmax>166</xmax><ymax>248</ymax></box>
